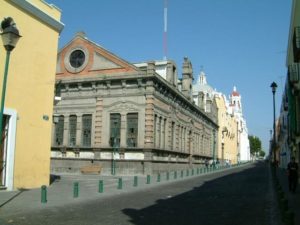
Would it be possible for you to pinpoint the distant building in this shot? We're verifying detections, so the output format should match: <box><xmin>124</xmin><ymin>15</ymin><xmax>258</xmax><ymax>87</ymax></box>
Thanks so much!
<box><xmin>227</xmin><ymin>87</ymin><xmax>250</xmax><ymax>162</ymax></box>
<box><xmin>193</xmin><ymin>72</ymin><xmax>250</xmax><ymax>164</ymax></box>
<box><xmin>51</xmin><ymin>33</ymin><xmax>218</xmax><ymax>175</ymax></box>
<box><xmin>0</xmin><ymin>0</ymin><xmax>63</xmax><ymax>190</ymax></box>
<box><xmin>215</xmin><ymin>93</ymin><xmax>239</xmax><ymax>164</ymax></box>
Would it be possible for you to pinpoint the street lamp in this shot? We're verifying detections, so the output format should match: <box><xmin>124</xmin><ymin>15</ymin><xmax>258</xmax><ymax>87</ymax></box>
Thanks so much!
<box><xmin>111</xmin><ymin>121</ymin><xmax>118</xmax><ymax>175</ymax></box>
<box><xmin>0</xmin><ymin>17</ymin><xmax>21</xmax><ymax>146</ymax></box>
<box><xmin>270</xmin><ymin>82</ymin><xmax>277</xmax><ymax>167</ymax></box>
<box><xmin>212</xmin><ymin>130</ymin><xmax>216</xmax><ymax>169</ymax></box>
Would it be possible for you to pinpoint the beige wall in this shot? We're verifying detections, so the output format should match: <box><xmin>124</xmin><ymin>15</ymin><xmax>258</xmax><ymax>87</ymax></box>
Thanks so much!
<box><xmin>215</xmin><ymin>95</ymin><xmax>238</xmax><ymax>164</ymax></box>
<box><xmin>0</xmin><ymin>0</ymin><xmax>63</xmax><ymax>189</ymax></box>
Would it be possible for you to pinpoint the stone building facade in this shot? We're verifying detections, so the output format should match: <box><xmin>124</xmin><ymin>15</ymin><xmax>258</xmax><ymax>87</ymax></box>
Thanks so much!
<box><xmin>51</xmin><ymin>33</ymin><xmax>218</xmax><ymax>175</ymax></box>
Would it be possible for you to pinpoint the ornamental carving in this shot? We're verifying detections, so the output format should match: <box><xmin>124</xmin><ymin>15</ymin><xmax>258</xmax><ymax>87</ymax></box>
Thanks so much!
<box><xmin>108</xmin><ymin>102</ymin><xmax>139</xmax><ymax>112</ymax></box>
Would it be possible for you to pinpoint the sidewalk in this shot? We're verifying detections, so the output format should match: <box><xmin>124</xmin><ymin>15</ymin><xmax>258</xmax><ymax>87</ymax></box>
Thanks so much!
<box><xmin>276</xmin><ymin>167</ymin><xmax>300</xmax><ymax>225</ymax></box>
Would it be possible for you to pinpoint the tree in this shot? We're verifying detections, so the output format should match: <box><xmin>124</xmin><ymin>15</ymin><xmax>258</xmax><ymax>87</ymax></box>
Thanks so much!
<box><xmin>259</xmin><ymin>150</ymin><xmax>265</xmax><ymax>157</ymax></box>
<box><xmin>248</xmin><ymin>135</ymin><xmax>262</xmax><ymax>155</ymax></box>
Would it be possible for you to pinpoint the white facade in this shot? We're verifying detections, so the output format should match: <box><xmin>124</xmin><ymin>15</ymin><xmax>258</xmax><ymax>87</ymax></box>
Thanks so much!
<box><xmin>192</xmin><ymin>72</ymin><xmax>250</xmax><ymax>162</ymax></box>
<box><xmin>228</xmin><ymin>86</ymin><xmax>251</xmax><ymax>161</ymax></box>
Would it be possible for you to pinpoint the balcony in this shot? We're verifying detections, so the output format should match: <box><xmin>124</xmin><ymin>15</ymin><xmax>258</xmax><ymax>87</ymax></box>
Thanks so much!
<box><xmin>288</xmin><ymin>63</ymin><xmax>300</xmax><ymax>88</ymax></box>
<box><xmin>293</xmin><ymin>27</ymin><xmax>300</xmax><ymax>62</ymax></box>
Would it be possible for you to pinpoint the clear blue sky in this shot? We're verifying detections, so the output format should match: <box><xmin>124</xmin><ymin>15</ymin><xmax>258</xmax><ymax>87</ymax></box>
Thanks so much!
<box><xmin>49</xmin><ymin>0</ymin><xmax>292</xmax><ymax>154</ymax></box>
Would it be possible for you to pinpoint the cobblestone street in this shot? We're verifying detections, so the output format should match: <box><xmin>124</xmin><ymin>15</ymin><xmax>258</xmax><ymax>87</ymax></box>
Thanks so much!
<box><xmin>0</xmin><ymin>162</ymin><xmax>284</xmax><ymax>225</ymax></box>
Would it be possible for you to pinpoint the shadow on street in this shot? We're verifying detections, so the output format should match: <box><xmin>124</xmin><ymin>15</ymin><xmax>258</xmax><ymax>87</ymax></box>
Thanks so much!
<box><xmin>122</xmin><ymin>162</ymin><xmax>272</xmax><ymax>225</ymax></box>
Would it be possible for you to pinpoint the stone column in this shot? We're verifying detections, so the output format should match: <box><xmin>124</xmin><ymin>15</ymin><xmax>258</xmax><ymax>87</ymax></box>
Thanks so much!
<box><xmin>144</xmin><ymin>93</ymin><xmax>155</xmax><ymax>149</ymax></box>
<box><xmin>94</xmin><ymin>97</ymin><xmax>103</xmax><ymax>147</ymax></box>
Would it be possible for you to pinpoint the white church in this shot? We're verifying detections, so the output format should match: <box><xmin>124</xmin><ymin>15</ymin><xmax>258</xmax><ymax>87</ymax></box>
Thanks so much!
<box><xmin>193</xmin><ymin>71</ymin><xmax>250</xmax><ymax>162</ymax></box>
<box><xmin>227</xmin><ymin>86</ymin><xmax>251</xmax><ymax>162</ymax></box>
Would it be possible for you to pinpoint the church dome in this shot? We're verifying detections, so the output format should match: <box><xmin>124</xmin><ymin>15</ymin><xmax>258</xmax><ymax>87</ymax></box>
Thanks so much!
<box><xmin>192</xmin><ymin>71</ymin><xmax>214</xmax><ymax>95</ymax></box>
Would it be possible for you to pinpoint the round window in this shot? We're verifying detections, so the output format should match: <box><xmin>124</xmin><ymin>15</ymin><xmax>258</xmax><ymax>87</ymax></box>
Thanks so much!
<box><xmin>69</xmin><ymin>50</ymin><xmax>85</xmax><ymax>68</ymax></box>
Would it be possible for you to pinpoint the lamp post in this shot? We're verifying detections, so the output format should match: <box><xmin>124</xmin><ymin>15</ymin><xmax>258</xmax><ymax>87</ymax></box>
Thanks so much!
<box><xmin>212</xmin><ymin>130</ymin><xmax>216</xmax><ymax>168</ymax></box>
<box><xmin>270</xmin><ymin>82</ymin><xmax>277</xmax><ymax>167</ymax></box>
<box><xmin>111</xmin><ymin>121</ymin><xmax>118</xmax><ymax>175</ymax></box>
<box><xmin>0</xmin><ymin>17</ymin><xmax>21</xmax><ymax>146</ymax></box>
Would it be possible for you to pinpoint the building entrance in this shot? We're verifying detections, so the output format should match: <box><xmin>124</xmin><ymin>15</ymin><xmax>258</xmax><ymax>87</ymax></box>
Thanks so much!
<box><xmin>0</xmin><ymin>115</ymin><xmax>10</xmax><ymax>187</ymax></box>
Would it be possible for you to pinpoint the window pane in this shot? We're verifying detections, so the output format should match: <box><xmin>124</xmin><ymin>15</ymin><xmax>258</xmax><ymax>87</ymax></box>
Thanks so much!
<box><xmin>110</xmin><ymin>114</ymin><xmax>121</xmax><ymax>147</ymax></box>
<box><xmin>69</xmin><ymin>115</ymin><xmax>77</xmax><ymax>146</ymax></box>
<box><xmin>127</xmin><ymin>113</ymin><xmax>138</xmax><ymax>147</ymax></box>
<box><xmin>55</xmin><ymin>116</ymin><xmax>64</xmax><ymax>146</ymax></box>
<box><xmin>82</xmin><ymin>114</ymin><xmax>92</xmax><ymax>147</ymax></box>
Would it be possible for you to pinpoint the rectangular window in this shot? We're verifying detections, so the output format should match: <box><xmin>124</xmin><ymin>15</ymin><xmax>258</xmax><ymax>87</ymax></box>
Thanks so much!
<box><xmin>154</xmin><ymin>115</ymin><xmax>157</xmax><ymax>147</ymax></box>
<box><xmin>69</xmin><ymin>115</ymin><xmax>77</xmax><ymax>146</ymax></box>
<box><xmin>82</xmin><ymin>114</ymin><xmax>92</xmax><ymax>147</ymax></box>
<box><xmin>127</xmin><ymin>113</ymin><xmax>138</xmax><ymax>147</ymax></box>
<box><xmin>55</xmin><ymin>116</ymin><xmax>64</xmax><ymax>146</ymax></box>
<box><xmin>170</xmin><ymin>122</ymin><xmax>175</xmax><ymax>150</ymax></box>
<box><xmin>110</xmin><ymin>114</ymin><xmax>121</xmax><ymax>147</ymax></box>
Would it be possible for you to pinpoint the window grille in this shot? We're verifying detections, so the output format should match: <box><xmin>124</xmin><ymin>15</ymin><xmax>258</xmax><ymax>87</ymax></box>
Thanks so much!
<box><xmin>127</xmin><ymin>113</ymin><xmax>138</xmax><ymax>147</ymax></box>
<box><xmin>55</xmin><ymin>116</ymin><xmax>64</xmax><ymax>146</ymax></box>
<box><xmin>170</xmin><ymin>122</ymin><xmax>175</xmax><ymax>150</ymax></box>
<box><xmin>69</xmin><ymin>115</ymin><xmax>77</xmax><ymax>146</ymax></box>
<box><xmin>110</xmin><ymin>114</ymin><xmax>121</xmax><ymax>147</ymax></box>
<box><xmin>82</xmin><ymin>114</ymin><xmax>92</xmax><ymax>147</ymax></box>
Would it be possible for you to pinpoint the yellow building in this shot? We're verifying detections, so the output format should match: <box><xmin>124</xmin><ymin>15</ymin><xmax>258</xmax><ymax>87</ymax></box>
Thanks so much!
<box><xmin>215</xmin><ymin>94</ymin><xmax>238</xmax><ymax>165</ymax></box>
<box><xmin>0</xmin><ymin>0</ymin><xmax>63</xmax><ymax>190</ymax></box>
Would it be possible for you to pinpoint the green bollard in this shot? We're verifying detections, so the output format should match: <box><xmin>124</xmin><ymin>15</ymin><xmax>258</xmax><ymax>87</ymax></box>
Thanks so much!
<box><xmin>41</xmin><ymin>185</ymin><xmax>47</xmax><ymax>203</ymax></box>
<box><xmin>133</xmin><ymin>176</ymin><xmax>138</xmax><ymax>187</ymax></box>
<box><xmin>166</xmin><ymin>172</ymin><xmax>170</xmax><ymax>181</ymax></box>
<box><xmin>181</xmin><ymin>170</ymin><xmax>184</xmax><ymax>178</ymax></box>
<box><xmin>73</xmin><ymin>182</ymin><xmax>79</xmax><ymax>198</ymax></box>
<box><xmin>157</xmin><ymin>173</ymin><xmax>161</xmax><ymax>182</ymax></box>
<box><xmin>174</xmin><ymin>171</ymin><xmax>177</xmax><ymax>179</ymax></box>
<box><xmin>98</xmin><ymin>180</ymin><xmax>104</xmax><ymax>193</ymax></box>
<box><xmin>118</xmin><ymin>178</ymin><xmax>123</xmax><ymax>189</ymax></box>
<box><xmin>146</xmin><ymin>175</ymin><xmax>151</xmax><ymax>184</ymax></box>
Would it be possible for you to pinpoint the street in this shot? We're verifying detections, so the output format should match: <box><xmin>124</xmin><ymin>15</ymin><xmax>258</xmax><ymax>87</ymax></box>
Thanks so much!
<box><xmin>0</xmin><ymin>162</ymin><xmax>280</xmax><ymax>225</ymax></box>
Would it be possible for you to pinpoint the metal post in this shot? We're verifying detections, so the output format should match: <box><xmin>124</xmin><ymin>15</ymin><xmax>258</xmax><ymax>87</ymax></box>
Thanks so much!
<box><xmin>41</xmin><ymin>185</ymin><xmax>47</xmax><ymax>203</ymax></box>
<box><xmin>157</xmin><ymin>173</ymin><xmax>161</xmax><ymax>182</ymax></box>
<box><xmin>0</xmin><ymin>51</ymin><xmax>11</xmax><ymax>147</ymax></box>
<box><xmin>73</xmin><ymin>182</ymin><xmax>79</xmax><ymax>198</ymax></box>
<box><xmin>98</xmin><ymin>180</ymin><xmax>104</xmax><ymax>193</ymax></box>
<box><xmin>112</xmin><ymin>123</ymin><xmax>118</xmax><ymax>175</ymax></box>
<box><xmin>146</xmin><ymin>175</ymin><xmax>151</xmax><ymax>184</ymax></box>
<box><xmin>118</xmin><ymin>178</ymin><xmax>122</xmax><ymax>189</ymax></box>
<box><xmin>213</xmin><ymin>130</ymin><xmax>216</xmax><ymax>169</ymax></box>
<box><xmin>272</xmin><ymin>90</ymin><xmax>276</xmax><ymax>166</ymax></box>
<box><xmin>133</xmin><ymin>176</ymin><xmax>138</xmax><ymax>187</ymax></box>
